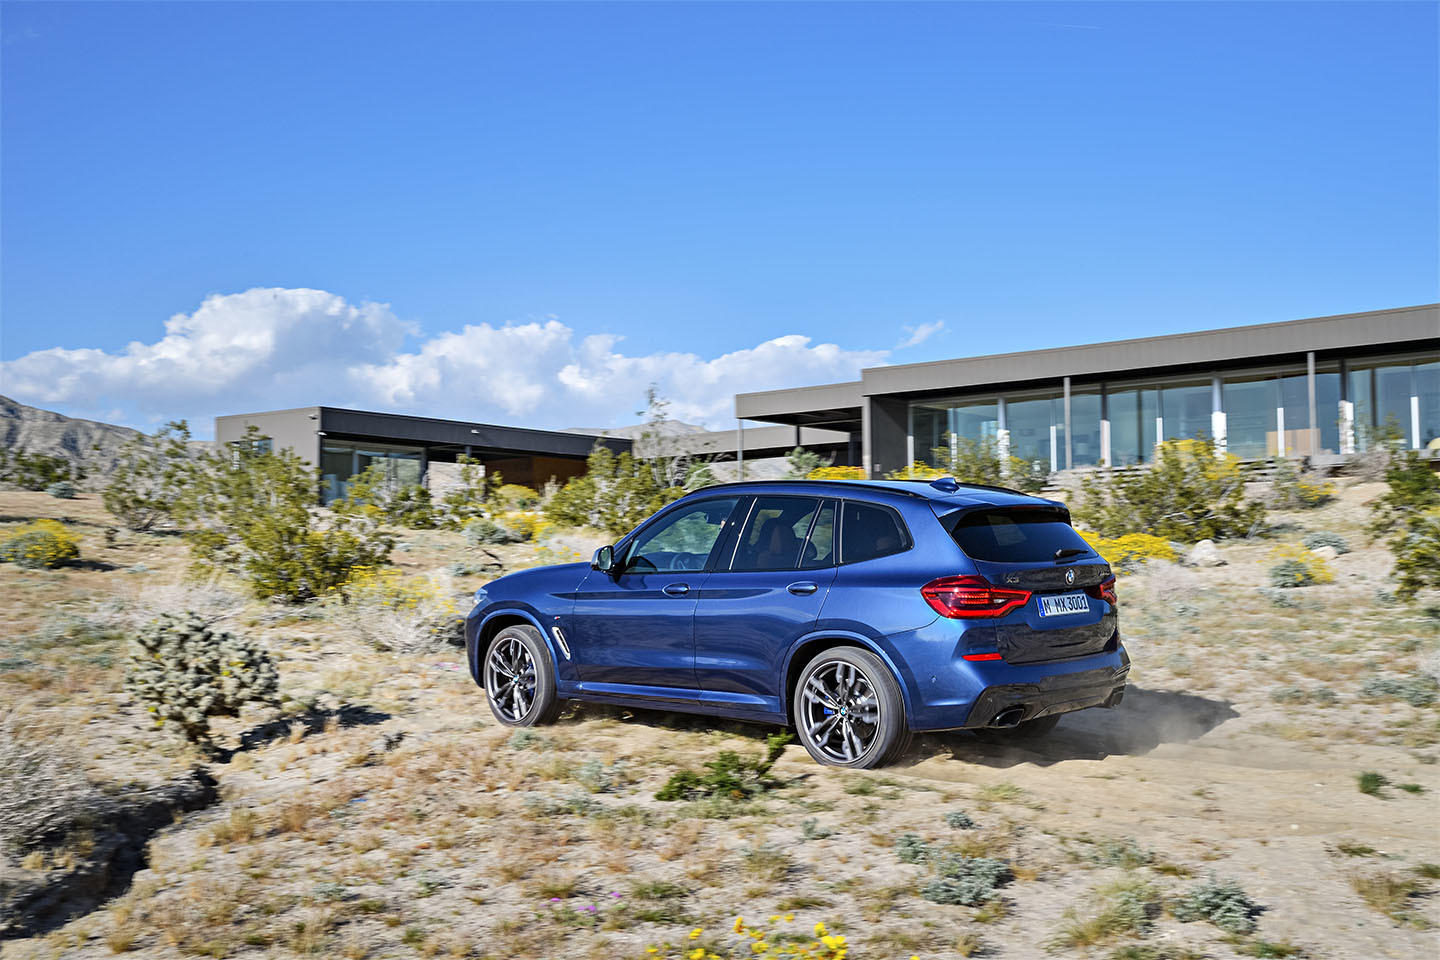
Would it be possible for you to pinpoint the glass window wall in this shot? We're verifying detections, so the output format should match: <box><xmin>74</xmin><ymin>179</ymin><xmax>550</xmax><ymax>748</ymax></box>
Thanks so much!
<box><xmin>321</xmin><ymin>442</ymin><xmax>424</xmax><ymax>504</ymax></box>
<box><xmin>1070</xmin><ymin>391</ymin><xmax>1103</xmax><ymax>466</ymax></box>
<box><xmin>1006</xmin><ymin>394</ymin><xmax>1062</xmax><ymax>471</ymax></box>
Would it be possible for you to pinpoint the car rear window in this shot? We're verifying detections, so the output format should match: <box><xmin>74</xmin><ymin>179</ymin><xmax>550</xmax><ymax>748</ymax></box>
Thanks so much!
<box><xmin>940</xmin><ymin>507</ymin><xmax>1093</xmax><ymax>563</ymax></box>
<box><xmin>840</xmin><ymin>501</ymin><xmax>911</xmax><ymax>564</ymax></box>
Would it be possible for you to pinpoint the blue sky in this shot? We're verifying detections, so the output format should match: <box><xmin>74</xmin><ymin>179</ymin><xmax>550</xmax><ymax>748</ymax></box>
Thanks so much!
<box><xmin>2</xmin><ymin>1</ymin><xmax>1436</xmax><ymax>434</ymax></box>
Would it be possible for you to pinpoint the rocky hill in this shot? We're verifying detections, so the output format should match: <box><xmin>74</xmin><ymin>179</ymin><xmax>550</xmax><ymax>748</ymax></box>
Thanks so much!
<box><xmin>0</xmin><ymin>395</ymin><xmax>147</xmax><ymax>484</ymax></box>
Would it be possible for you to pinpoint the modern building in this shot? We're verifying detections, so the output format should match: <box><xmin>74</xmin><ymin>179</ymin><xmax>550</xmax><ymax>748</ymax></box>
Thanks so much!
<box><xmin>214</xmin><ymin>406</ymin><xmax>632</xmax><ymax>502</ymax></box>
<box><xmin>733</xmin><ymin>304</ymin><xmax>1440</xmax><ymax>477</ymax></box>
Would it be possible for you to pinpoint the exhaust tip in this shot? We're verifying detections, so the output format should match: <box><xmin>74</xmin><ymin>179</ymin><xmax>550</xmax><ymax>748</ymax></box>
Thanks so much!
<box><xmin>990</xmin><ymin>706</ymin><xmax>1027</xmax><ymax>728</ymax></box>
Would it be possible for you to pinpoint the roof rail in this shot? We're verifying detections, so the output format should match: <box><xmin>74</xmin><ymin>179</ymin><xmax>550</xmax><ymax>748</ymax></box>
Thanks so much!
<box><xmin>686</xmin><ymin>478</ymin><xmax>929</xmax><ymax>499</ymax></box>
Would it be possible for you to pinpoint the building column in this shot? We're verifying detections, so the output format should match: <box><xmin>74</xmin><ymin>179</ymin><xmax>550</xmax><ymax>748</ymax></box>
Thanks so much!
<box><xmin>1099</xmin><ymin>385</ymin><xmax>1112</xmax><ymax>467</ymax></box>
<box><xmin>905</xmin><ymin>404</ymin><xmax>916</xmax><ymax>475</ymax></box>
<box><xmin>736</xmin><ymin>419</ymin><xmax>745</xmax><ymax>480</ymax></box>
<box><xmin>1306</xmin><ymin>352</ymin><xmax>1319</xmax><ymax>458</ymax></box>
<box><xmin>1410</xmin><ymin>362</ymin><xmax>1421</xmax><ymax>450</ymax></box>
<box><xmin>1276</xmin><ymin>395</ymin><xmax>1287</xmax><ymax>458</ymax></box>
<box><xmin>1211</xmin><ymin>376</ymin><xmax>1227</xmax><ymax>457</ymax></box>
<box><xmin>996</xmin><ymin>397</ymin><xmax>1010</xmax><ymax>476</ymax></box>
<box><xmin>1063</xmin><ymin>377</ymin><xmax>1073</xmax><ymax>471</ymax></box>
<box><xmin>1338</xmin><ymin>359</ymin><xmax>1355</xmax><ymax>455</ymax></box>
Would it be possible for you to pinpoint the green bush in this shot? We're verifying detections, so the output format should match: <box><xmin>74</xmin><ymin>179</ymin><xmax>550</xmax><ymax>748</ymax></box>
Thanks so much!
<box><xmin>336</xmin><ymin>462</ymin><xmax>437</xmax><ymax>529</ymax></box>
<box><xmin>463</xmin><ymin>517</ymin><xmax>522</xmax><ymax>545</ymax></box>
<box><xmin>45</xmin><ymin>481</ymin><xmax>77</xmax><ymax>500</ymax></box>
<box><xmin>0</xmin><ymin>449</ymin><xmax>84</xmax><ymax>491</ymax></box>
<box><xmin>1359</xmin><ymin>674</ymin><xmax>1439</xmax><ymax>707</ymax></box>
<box><xmin>1269</xmin><ymin>559</ymin><xmax>1316</xmax><ymax>589</ymax></box>
<box><xmin>920</xmin><ymin>855</ymin><xmax>1012</xmax><ymax>906</ymax></box>
<box><xmin>1170</xmin><ymin>876</ymin><xmax>1258</xmax><ymax>934</ymax></box>
<box><xmin>1302</xmin><ymin>531</ymin><xmax>1350</xmax><ymax>554</ymax></box>
<box><xmin>179</xmin><ymin>427</ymin><xmax>393</xmax><ymax>603</ymax></box>
<box><xmin>546</xmin><ymin>445</ymin><xmax>687</xmax><ymax>537</ymax></box>
<box><xmin>1075</xmin><ymin>438</ymin><xmax>1265</xmax><ymax>542</ymax></box>
<box><xmin>654</xmin><ymin>732</ymin><xmax>790</xmax><ymax>802</ymax></box>
<box><xmin>1370</xmin><ymin>453</ymin><xmax>1440</xmax><ymax>601</ymax></box>
<box><xmin>0</xmin><ymin>519</ymin><xmax>81</xmax><ymax>569</ymax></box>
<box><xmin>896</xmin><ymin>834</ymin><xmax>930</xmax><ymax>863</ymax></box>
<box><xmin>1270</xmin><ymin>457</ymin><xmax>1335</xmax><ymax>508</ymax></box>
<box><xmin>436</xmin><ymin>455</ymin><xmax>489</xmax><ymax>529</ymax></box>
<box><xmin>945</xmin><ymin>810</ymin><xmax>977</xmax><ymax>830</ymax></box>
<box><xmin>124</xmin><ymin>612</ymin><xmax>279</xmax><ymax>747</ymax></box>
<box><xmin>102</xmin><ymin>421</ymin><xmax>194</xmax><ymax>531</ymax></box>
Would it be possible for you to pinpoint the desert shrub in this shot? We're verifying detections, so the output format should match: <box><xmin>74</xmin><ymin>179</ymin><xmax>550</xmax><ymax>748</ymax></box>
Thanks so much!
<box><xmin>1368</xmin><ymin>450</ymin><xmax>1440</xmax><ymax>600</ymax></box>
<box><xmin>807</xmin><ymin>465</ymin><xmax>866</xmax><ymax>480</ymax></box>
<box><xmin>496</xmin><ymin>510</ymin><xmax>547</xmax><ymax>542</ymax></box>
<box><xmin>178</xmin><ymin>427</ymin><xmax>393</xmax><ymax>602</ymax></box>
<box><xmin>1267</xmin><ymin>544</ymin><xmax>1333</xmax><ymax>588</ymax></box>
<box><xmin>0</xmin><ymin>519</ymin><xmax>81</xmax><ymax>569</ymax></box>
<box><xmin>1075</xmin><ymin>438</ymin><xmax>1265</xmax><ymax>542</ymax></box>
<box><xmin>546</xmin><ymin>444</ymin><xmax>687</xmax><ymax>537</ymax></box>
<box><xmin>1356</xmin><ymin>771</ymin><xmax>1388</xmax><ymax>796</ymax></box>
<box><xmin>1359</xmin><ymin>674</ymin><xmax>1439</xmax><ymax>707</ymax></box>
<box><xmin>45</xmin><ymin>480</ymin><xmax>77</xmax><ymax>499</ymax></box>
<box><xmin>124</xmin><ymin>612</ymin><xmax>279</xmax><ymax>747</ymax></box>
<box><xmin>336</xmin><ymin>462</ymin><xmax>437</xmax><ymax>529</ymax></box>
<box><xmin>785</xmin><ymin>446</ymin><xmax>833</xmax><ymax>479</ymax></box>
<box><xmin>1170</xmin><ymin>876</ymin><xmax>1258</xmax><ymax>934</ymax></box>
<box><xmin>654</xmin><ymin>732</ymin><xmax>791</xmax><ymax>802</ymax></box>
<box><xmin>488</xmin><ymin>483</ymin><xmax>542</xmax><ymax>511</ymax></box>
<box><xmin>1075</xmin><ymin>530</ymin><xmax>1177</xmax><ymax>574</ymax></box>
<box><xmin>102</xmin><ymin>420</ymin><xmax>194</xmax><ymax>531</ymax></box>
<box><xmin>436</xmin><ymin>455</ymin><xmax>488</xmax><ymax>529</ymax></box>
<box><xmin>1053</xmin><ymin>876</ymin><xmax>1160</xmax><ymax>948</ymax></box>
<box><xmin>887</xmin><ymin>434</ymin><xmax>1049</xmax><ymax>493</ymax></box>
<box><xmin>1089</xmin><ymin>837</ymin><xmax>1153</xmax><ymax>869</ymax></box>
<box><xmin>1346</xmin><ymin>416</ymin><xmax>1407</xmax><ymax>481</ymax></box>
<box><xmin>945</xmin><ymin>810</ymin><xmax>977</xmax><ymax>830</ymax></box>
<box><xmin>463</xmin><ymin>517</ymin><xmax>521</xmax><ymax>545</ymax></box>
<box><xmin>325</xmin><ymin>566</ymin><xmax>464</xmax><ymax>651</ymax></box>
<box><xmin>920</xmin><ymin>855</ymin><xmax>1012</xmax><ymax>906</ymax></box>
<box><xmin>896</xmin><ymin>833</ymin><xmax>930</xmax><ymax>863</ymax></box>
<box><xmin>1302</xmin><ymin>531</ymin><xmax>1350</xmax><ymax>554</ymax></box>
<box><xmin>0</xmin><ymin>448</ymin><xmax>83</xmax><ymax>491</ymax></box>
<box><xmin>0</xmin><ymin>711</ymin><xmax>101</xmax><ymax>851</ymax></box>
<box><xmin>1269</xmin><ymin>458</ymin><xmax>1335</xmax><ymax>508</ymax></box>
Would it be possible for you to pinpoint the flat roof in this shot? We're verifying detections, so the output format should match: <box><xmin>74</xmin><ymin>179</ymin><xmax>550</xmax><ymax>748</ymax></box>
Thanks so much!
<box><xmin>862</xmin><ymin>303</ymin><xmax>1438</xmax><ymax>397</ymax></box>
<box><xmin>735</xmin><ymin>304</ymin><xmax>1438</xmax><ymax>425</ymax></box>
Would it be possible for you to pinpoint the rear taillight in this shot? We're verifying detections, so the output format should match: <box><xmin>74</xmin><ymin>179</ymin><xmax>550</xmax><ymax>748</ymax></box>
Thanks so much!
<box><xmin>921</xmin><ymin>575</ymin><xmax>1032</xmax><ymax>619</ymax></box>
<box><xmin>1086</xmin><ymin>575</ymin><xmax>1117</xmax><ymax>606</ymax></box>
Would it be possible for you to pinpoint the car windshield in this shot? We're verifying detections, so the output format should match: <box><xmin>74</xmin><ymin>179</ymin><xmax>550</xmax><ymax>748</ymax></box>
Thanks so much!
<box><xmin>939</xmin><ymin>507</ymin><xmax>1093</xmax><ymax>563</ymax></box>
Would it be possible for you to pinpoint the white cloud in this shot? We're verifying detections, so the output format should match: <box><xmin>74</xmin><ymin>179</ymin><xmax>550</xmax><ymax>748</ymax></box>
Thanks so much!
<box><xmin>896</xmin><ymin>320</ymin><xmax>945</xmax><ymax>350</ymax></box>
<box><xmin>2</xmin><ymin>287</ymin><xmax>888</xmax><ymax>435</ymax></box>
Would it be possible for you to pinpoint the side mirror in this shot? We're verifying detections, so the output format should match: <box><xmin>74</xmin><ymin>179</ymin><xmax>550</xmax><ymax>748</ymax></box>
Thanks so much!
<box><xmin>591</xmin><ymin>545</ymin><xmax>616</xmax><ymax>573</ymax></box>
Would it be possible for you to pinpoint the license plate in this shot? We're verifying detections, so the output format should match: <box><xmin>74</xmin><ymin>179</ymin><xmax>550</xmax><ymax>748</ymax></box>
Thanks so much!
<box><xmin>1038</xmin><ymin>592</ymin><xmax>1089</xmax><ymax>617</ymax></box>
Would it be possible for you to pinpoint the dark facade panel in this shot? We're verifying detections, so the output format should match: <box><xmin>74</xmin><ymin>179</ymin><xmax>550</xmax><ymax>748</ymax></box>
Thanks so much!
<box><xmin>317</xmin><ymin>407</ymin><xmax>629</xmax><ymax>458</ymax></box>
<box><xmin>735</xmin><ymin>380</ymin><xmax>864</xmax><ymax>425</ymax></box>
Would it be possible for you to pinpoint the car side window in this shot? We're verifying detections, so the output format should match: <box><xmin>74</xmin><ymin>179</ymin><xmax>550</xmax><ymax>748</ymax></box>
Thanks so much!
<box><xmin>621</xmin><ymin>497</ymin><xmax>740</xmax><ymax>574</ymax></box>
<box><xmin>840</xmin><ymin>501</ymin><xmax>911</xmax><ymax>564</ymax></box>
<box><xmin>798</xmin><ymin>499</ymin><xmax>836</xmax><ymax>569</ymax></box>
<box><xmin>731</xmin><ymin>497</ymin><xmax>822</xmax><ymax>571</ymax></box>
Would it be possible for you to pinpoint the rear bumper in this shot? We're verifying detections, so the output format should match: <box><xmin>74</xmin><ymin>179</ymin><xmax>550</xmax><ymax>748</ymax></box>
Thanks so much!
<box><xmin>959</xmin><ymin>658</ymin><xmax>1130</xmax><ymax>729</ymax></box>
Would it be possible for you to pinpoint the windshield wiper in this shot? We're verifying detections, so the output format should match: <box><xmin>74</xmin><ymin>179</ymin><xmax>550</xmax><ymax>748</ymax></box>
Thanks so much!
<box><xmin>1054</xmin><ymin>547</ymin><xmax>1087</xmax><ymax>561</ymax></box>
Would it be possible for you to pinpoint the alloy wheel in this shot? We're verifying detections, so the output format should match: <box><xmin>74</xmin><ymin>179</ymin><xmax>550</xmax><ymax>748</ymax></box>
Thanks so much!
<box><xmin>800</xmin><ymin>660</ymin><xmax>881</xmax><ymax>763</ymax></box>
<box><xmin>485</xmin><ymin>635</ymin><xmax>538</xmax><ymax>723</ymax></box>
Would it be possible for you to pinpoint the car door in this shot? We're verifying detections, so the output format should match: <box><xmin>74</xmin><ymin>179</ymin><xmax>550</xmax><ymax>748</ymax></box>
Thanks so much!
<box><xmin>568</xmin><ymin>496</ymin><xmax>743</xmax><ymax>701</ymax></box>
<box><xmin>693</xmin><ymin>496</ymin><xmax>838</xmax><ymax>716</ymax></box>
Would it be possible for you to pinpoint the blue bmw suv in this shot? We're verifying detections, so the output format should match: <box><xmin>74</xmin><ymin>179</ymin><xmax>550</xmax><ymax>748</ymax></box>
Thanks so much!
<box><xmin>465</xmin><ymin>477</ymin><xmax>1128</xmax><ymax>768</ymax></box>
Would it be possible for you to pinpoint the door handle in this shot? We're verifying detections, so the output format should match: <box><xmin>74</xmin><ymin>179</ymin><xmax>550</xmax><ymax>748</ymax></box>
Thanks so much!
<box><xmin>662</xmin><ymin>583</ymin><xmax>690</xmax><ymax>596</ymax></box>
<box><xmin>787</xmin><ymin>581</ymin><xmax>819</xmax><ymax>596</ymax></box>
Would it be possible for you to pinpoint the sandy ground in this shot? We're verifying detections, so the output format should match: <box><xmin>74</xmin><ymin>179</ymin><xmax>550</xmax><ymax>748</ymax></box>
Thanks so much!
<box><xmin>2</xmin><ymin>484</ymin><xmax>1438</xmax><ymax>960</ymax></box>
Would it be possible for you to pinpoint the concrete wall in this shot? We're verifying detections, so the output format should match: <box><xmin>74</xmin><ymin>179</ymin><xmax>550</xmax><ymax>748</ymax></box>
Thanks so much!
<box><xmin>214</xmin><ymin>407</ymin><xmax>321</xmax><ymax>464</ymax></box>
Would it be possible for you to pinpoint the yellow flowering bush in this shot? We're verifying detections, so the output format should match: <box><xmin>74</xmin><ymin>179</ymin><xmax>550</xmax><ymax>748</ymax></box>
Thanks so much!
<box><xmin>1267</xmin><ymin>544</ymin><xmax>1335</xmax><ymax>588</ymax></box>
<box><xmin>806</xmin><ymin>465</ymin><xmax>866</xmax><ymax>480</ymax></box>
<box><xmin>645</xmin><ymin>916</ymin><xmax>850</xmax><ymax>959</ymax></box>
<box><xmin>0</xmin><ymin>519</ymin><xmax>81</xmax><ymax>569</ymax></box>
<box><xmin>1074</xmin><ymin>530</ymin><xmax>1177</xmax><ymax>575</ymax></box>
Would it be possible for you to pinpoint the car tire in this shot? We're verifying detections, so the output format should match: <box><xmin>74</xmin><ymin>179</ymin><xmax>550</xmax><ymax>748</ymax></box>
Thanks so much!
<box><xmin>482</xmin><ymin>625</ymin><xmax>560</xmax><ymax>727</ymax></box>
<box><xmin>971</xmin><ymin>713</ymin><xmax>1060</xmax><ymax>743</ymax></box>
<box><xmin>792</xmin><ymin>646</ymin><xmax>910</xmax><ymax>769</ymax></box>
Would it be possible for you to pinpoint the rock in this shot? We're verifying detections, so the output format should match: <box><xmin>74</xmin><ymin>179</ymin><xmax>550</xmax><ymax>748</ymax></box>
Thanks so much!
<box><xmin>1310</xmin><ymin>545</ymin><xmax>1340</xmax><ymax>562</ymax></box>
<box><xmin>1189</xmin><ymin>540</ymin><xmax>1227</xmax><ymax>567</ymax></box>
